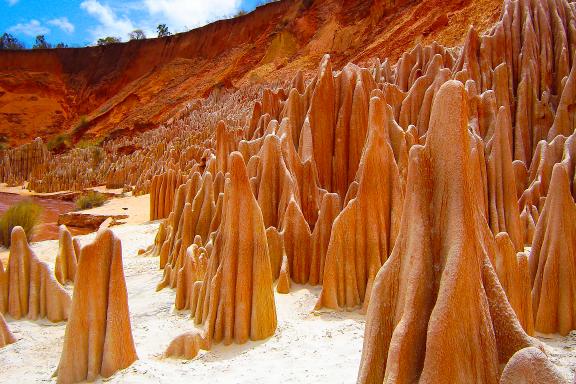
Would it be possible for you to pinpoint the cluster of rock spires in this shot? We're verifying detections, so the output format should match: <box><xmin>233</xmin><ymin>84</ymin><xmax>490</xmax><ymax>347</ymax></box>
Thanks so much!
<box><xmin>0</xmin><ymin>224</ymin><xmax>138</xmax><ymax>383</ymax></box>
<box><xmin>1</xmin><ymin>0</ymin><xmax>576</xmax><ymax>382</ymax></box>
<box><xmin>0</xmin><ymin>138</ymin><xmax>50</xmax><ymax>186</ymax></box>
<box><xmin>0</xmin><ymin>87</ymin><xmax>256</xmax><ymax>194</ymax></box>
<box><xmin>165</xmin><ymin>153</ymin><xmax>277</xmax><ymax>359</ymax></box>
<box><xmin>140</xmin><ymin>0</ymin><xmax>576</xmax><ymax>381</ymax></box>
<box><xmin>0</xmin><ymin>227</ymin><xmax>70</xmax><ymax>322</ymax></box>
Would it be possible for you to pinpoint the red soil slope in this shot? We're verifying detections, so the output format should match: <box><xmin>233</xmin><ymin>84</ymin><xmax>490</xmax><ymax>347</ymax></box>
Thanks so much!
<box><xmin>0</xmin><ymin>0</ymin><xmax>501</xmax><ymax>147</ymax></box>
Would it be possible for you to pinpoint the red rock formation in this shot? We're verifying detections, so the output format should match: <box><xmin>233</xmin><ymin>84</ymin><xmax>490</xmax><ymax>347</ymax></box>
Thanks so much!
<box><xmin>55</xmin><ymin>225</ymin><xmax>77</xmax><ymax>285</ymax></box>
<box><xmin>150</xmin><ymin>170</ymin><xmax>186</xmax><ymax>221</ymax></box>
<box><xmin>0</xmin><ymin>226</ymin><xmax>70</xmax><ymax>322</ymax></box>
<box><xmin>500</xmin><ymin>347</ymin><xmax>569</xmax><ymax>384</ymax></box>
<box><xmin>157</xmin><ymin>202</ymin><xmax>194</xmax><ymax>290</ymax></box>
<box><xmin>266</xmin><ymin>227</ymin><xmax>283</xmax><ymax>280</ymax></box>
<box><xmin>215</xmin><ymin>121</ymin><xmax>239</xmax><ymax>174</ymax></box>
<box><xmin>0</xmin><ymin>0</ymin><xmax>504</xmax><ymax>148</ymax></box>
<box><xmin>307</xmin><ymin>54</ymin><xmax>336</xmax><ymax>191</ymax></box>
<box><xmin>72</xmin><ymin>238</ymin><xmax>82</xmax><ymax>259</ymax></box>
<box><xmin>280</xmin><ymin>199</ymin><xmax>311</xmax><ymax>285</ymax></box>
<box><xmin>309</xmin><ymin>193</ymin><xmax>341</xmax><ymax>286</ymax></box>
<box><xmin>157</xmin><ymin>171</ymin><xmax>217</xmax><ymax>290</ymax></box>
<box><xmin>486</xmin><ymin>107</ymin><xmax>524</xmax><ymax>250</ymax></box>
<box><xmin>0</xmin><ymin>138</ymin><xmax>50</xmax><ymax>186</ymax></box>
<box><xmin>548</xmin><ymin>61</ymin><xmax>576</xmax><ymax>139</ymax></box>
<box><xmin>316</xmin><ymin>95</ymin><xmax>403</xmax><ymax>311</ymax></box>
<box><xmin>357</xmin><ymin>81</ymin><xmax>536</xmax><ymax>384</ymax></box>
<box><xmin>520</xmin><ymin>204</ymin><xmax>539</xmax><ymax>245</ymax></box>
<box><xmin>276</xmin><ymin>254</ymin><xmax>291</xmax><ymax>294</ymax></box>
<box><xmin>256</xmin><ymin>134</ymin><xmax>299</xmax><ymax>229</ymax></box>
<box><xmin>0</xmin><ymin>313</ymin><xmax>15</xmax><ymax>348</ymax></box>
<box><xmin>2</xmin><ymin>0</ymin><xmax>576</xmax><ymax>379</ymax></box>
<box><xmin>494</xmin><ymin>232</ymin><xmax>534</xmax><ymax>334</ymax></box>
<box><xmin>521</xmin><ymin>134</ymin><xmax>573</xmax><ymax>210</ymax></box>
<box><xmin>56</xmin><ymin>228</ymin><xmax>137</xmax><ymax>383</ymax></box>
<box><xmin>165</xmin><ymin>152</ymin><xmax>276</xmax><ymax>359</ymax></box>
<box><xmin>530</xmin><ymin>163</ymin><xmax>576</xmax><ymax>336</ymax></box>
<box><xmin>175</xmin><ymin>244</ymin><xmax>208</xmax><ymax>311</ymax></box>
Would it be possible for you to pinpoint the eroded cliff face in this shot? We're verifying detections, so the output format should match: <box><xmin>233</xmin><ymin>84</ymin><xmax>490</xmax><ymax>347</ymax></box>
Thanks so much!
<box><xmin>0</xmin><ymin>0</ymin><xmax>501</xmax><ymax>147</ymax></box>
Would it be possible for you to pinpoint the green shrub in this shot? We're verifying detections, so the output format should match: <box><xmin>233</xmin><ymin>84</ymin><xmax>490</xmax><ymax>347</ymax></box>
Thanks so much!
<box><xmin>75</xmin><ymin>191</ymin><xmax>107</xmax><ymax>210</ymax></box>
<box><xmin>47</xmin><ymin>133</ymin><xmax>71</xmax><ymax>152</ymax></box>
<box><xmin>97</xmin><ymin>36</ymin><xmax>121</xmax><ymax>46</ymax></box>
<box><xmin>72</xmin><ymin>115</ymin><xmax>89</xmax><ymax>136</ymax></box>
<box><xmin>76</xmin><ymin>136</ymin><xmax>104</xmax><ymax>149</ymax></box>
<box><xmin>0</xmin><ymin>201</ymin><xmax>42</xmax><ymax>247</ymax></box>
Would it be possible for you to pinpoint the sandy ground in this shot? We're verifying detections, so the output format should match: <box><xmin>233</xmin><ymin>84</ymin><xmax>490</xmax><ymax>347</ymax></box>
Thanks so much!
<box><xmin>0</xmin><ymin>220</ymin><xmax>574</xmax><ymax>383</ymax></box>
<box><xmin>0</xmin><ymin>222</ymin><xmax>367</xmax><ymax>383</ymax></box>
<box><xmin>78</xmin><ymin>193</ymin><xmax>150</xmax><ymax>225</ymax></box>
<box><xmin>0</xmin><ymin>188</ymin><xmax>150</xmax><ymax>264</ymax></box>
<box><xmin>0</xmin><ymin>182</ymin><xmax>147</xmax><ymax>229</ymax></box>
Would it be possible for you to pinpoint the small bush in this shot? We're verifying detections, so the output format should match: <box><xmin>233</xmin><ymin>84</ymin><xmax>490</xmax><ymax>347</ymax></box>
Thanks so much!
<box><xmin>76</xmin><ymin>136</ymin><xmax>104</xmax><ymax>149</ymax></box>
<box><xmin>72</xmin><ymin>115</ymin><xmax>89</xmax><ymax>137</ymax></box>
<box><xmin>75</xmin><ymin>191</ymin><xmax>107</xmax><ymax>210</ymax></box>
<box><xmin>47</xmin><ymin>133</ymin><xmax>71</xmax><ymax>152</ymax></box>
<box><xmin>97</xmin><ymin>36</ymin><xmax>121</xmax><ymax>46</ymax></box>
<box><xmin>0</xmin><ymin>201</ymin><xmax>42</xmax><ymax>248</ymax></box>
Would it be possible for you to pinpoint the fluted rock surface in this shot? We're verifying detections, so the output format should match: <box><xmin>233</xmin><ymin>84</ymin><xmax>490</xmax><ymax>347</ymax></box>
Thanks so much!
<box><xmin>150</xmin><ymin>170</ymin><xmax>186</xmax><ymax>221</ymax></box>
<box><xmin>165</xmin><ymin>152</ymin><xmax>276</xmax><ymax>359</ymax></box>
<box><xmin>56</xmin><ymin>228</ymin><xmax>137</xmax><ymax>383</ymax></box>
<box><xmin>486</xmin><ymin>107</ymin><xmax>524</xmax><ymax>250</ymax></box>
<box><xmin>157</xmin><ymin>171</ymin><xmax>217</xmax><ymax>290</ymax></box>
<box><xmin>309</xmin><ymin>193</ymin><xmax>341</xmax><ymax>286</ymax></box>
<box><xmin>494</xmin><ymin>232</ymin><xmax>534</xmax><ymax>334</ymax></box>
<box><xmin>54</xmin><ymin>225</ymin><xmax>77</xmax><ymax>285</ymax></box>
<box><xmin>280</xmin><ymin>199</ymin><xmax>312</xmax><ymax>285</ymax></box>
<box><xmin>530</xmin><ymin>163</ymin><xmax>576</xmax><ymax>336</ymax></box>
<box><xmin>316</xmin><ymin>95</ymin><xmax>403</xmax><ymax>311</ymax></box>
<box><xmin>0</xmin><ymin>313</ymin><xmax>15</xmax><ymax>348</ymax></box>
<box><xmin>175</xmin><ymin>244</ymin><xmax>208</xmax><ymax>311</ymax></box>
<box><xmin>0</xmin><ymin>227</ymin><xmax>70</xmax><ymax>322</ymax></box>
<box><xmin>0</xmin><ymin>138</ymin><xmax>50</xmax><ymax>186</ymax></box>
<box><xmin>357</xmin><ymin>81</ymin><xmax>536</xmax><ymax>384</ymax></box>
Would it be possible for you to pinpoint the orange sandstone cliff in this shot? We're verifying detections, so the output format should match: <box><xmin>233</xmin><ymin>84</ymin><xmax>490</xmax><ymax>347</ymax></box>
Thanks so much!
<box><xmin>0</xmin><ymin>0</ymin><xmax>501</xmax><ymax>147</ymax></box>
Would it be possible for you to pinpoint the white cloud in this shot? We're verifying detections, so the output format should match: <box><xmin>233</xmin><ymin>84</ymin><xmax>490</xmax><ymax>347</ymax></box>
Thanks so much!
<box><xmin>8</xmin><ymin>20</ymin><xmax>50</xmax><ymax>37</ymax></box>
<box><xmin>48</xmin><ymin>17</ymin><xmax>75</xmax><ymax>33</ymax></box>
<box><xmin>6</xmin><ymin>0</ymin><xmax>18</xmax><ymax>6</ymax></box>
<box><xmin>79</xmin><ymin>0</ymin><xmax>245</xmax><ymax>43</ymax></box>
<box><xmin>143</xmin><ymin>0</ymin><xmax>242</xmax><ymax>30</ymax></box>
<box><xmin>81</xmin><ymin>0</ymin><xmax>136</xmax><ymax>41</ymax></box>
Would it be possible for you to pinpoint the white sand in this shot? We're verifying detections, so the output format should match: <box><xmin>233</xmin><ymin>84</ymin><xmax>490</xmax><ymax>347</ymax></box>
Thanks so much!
<box><xmin>0</xmin><ymin>222</ymin><xmax>367</xmax><ymax>383</ymax></box>
<box><xmin>78</xmin><ymin>193</ymin><xmax>150</xmax><ymax>225</ymax></box>
<box><xmin>0</xmin><ymin>221</ymin><xmax>574</xmax><ymax>383</ymax></box>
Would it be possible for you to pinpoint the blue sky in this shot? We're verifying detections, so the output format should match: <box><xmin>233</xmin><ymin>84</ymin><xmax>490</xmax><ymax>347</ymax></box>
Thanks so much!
<box><xmin>1</xmin><ymin>0</ymin><xmax>264</xmax><ymax>47</ymax></box>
